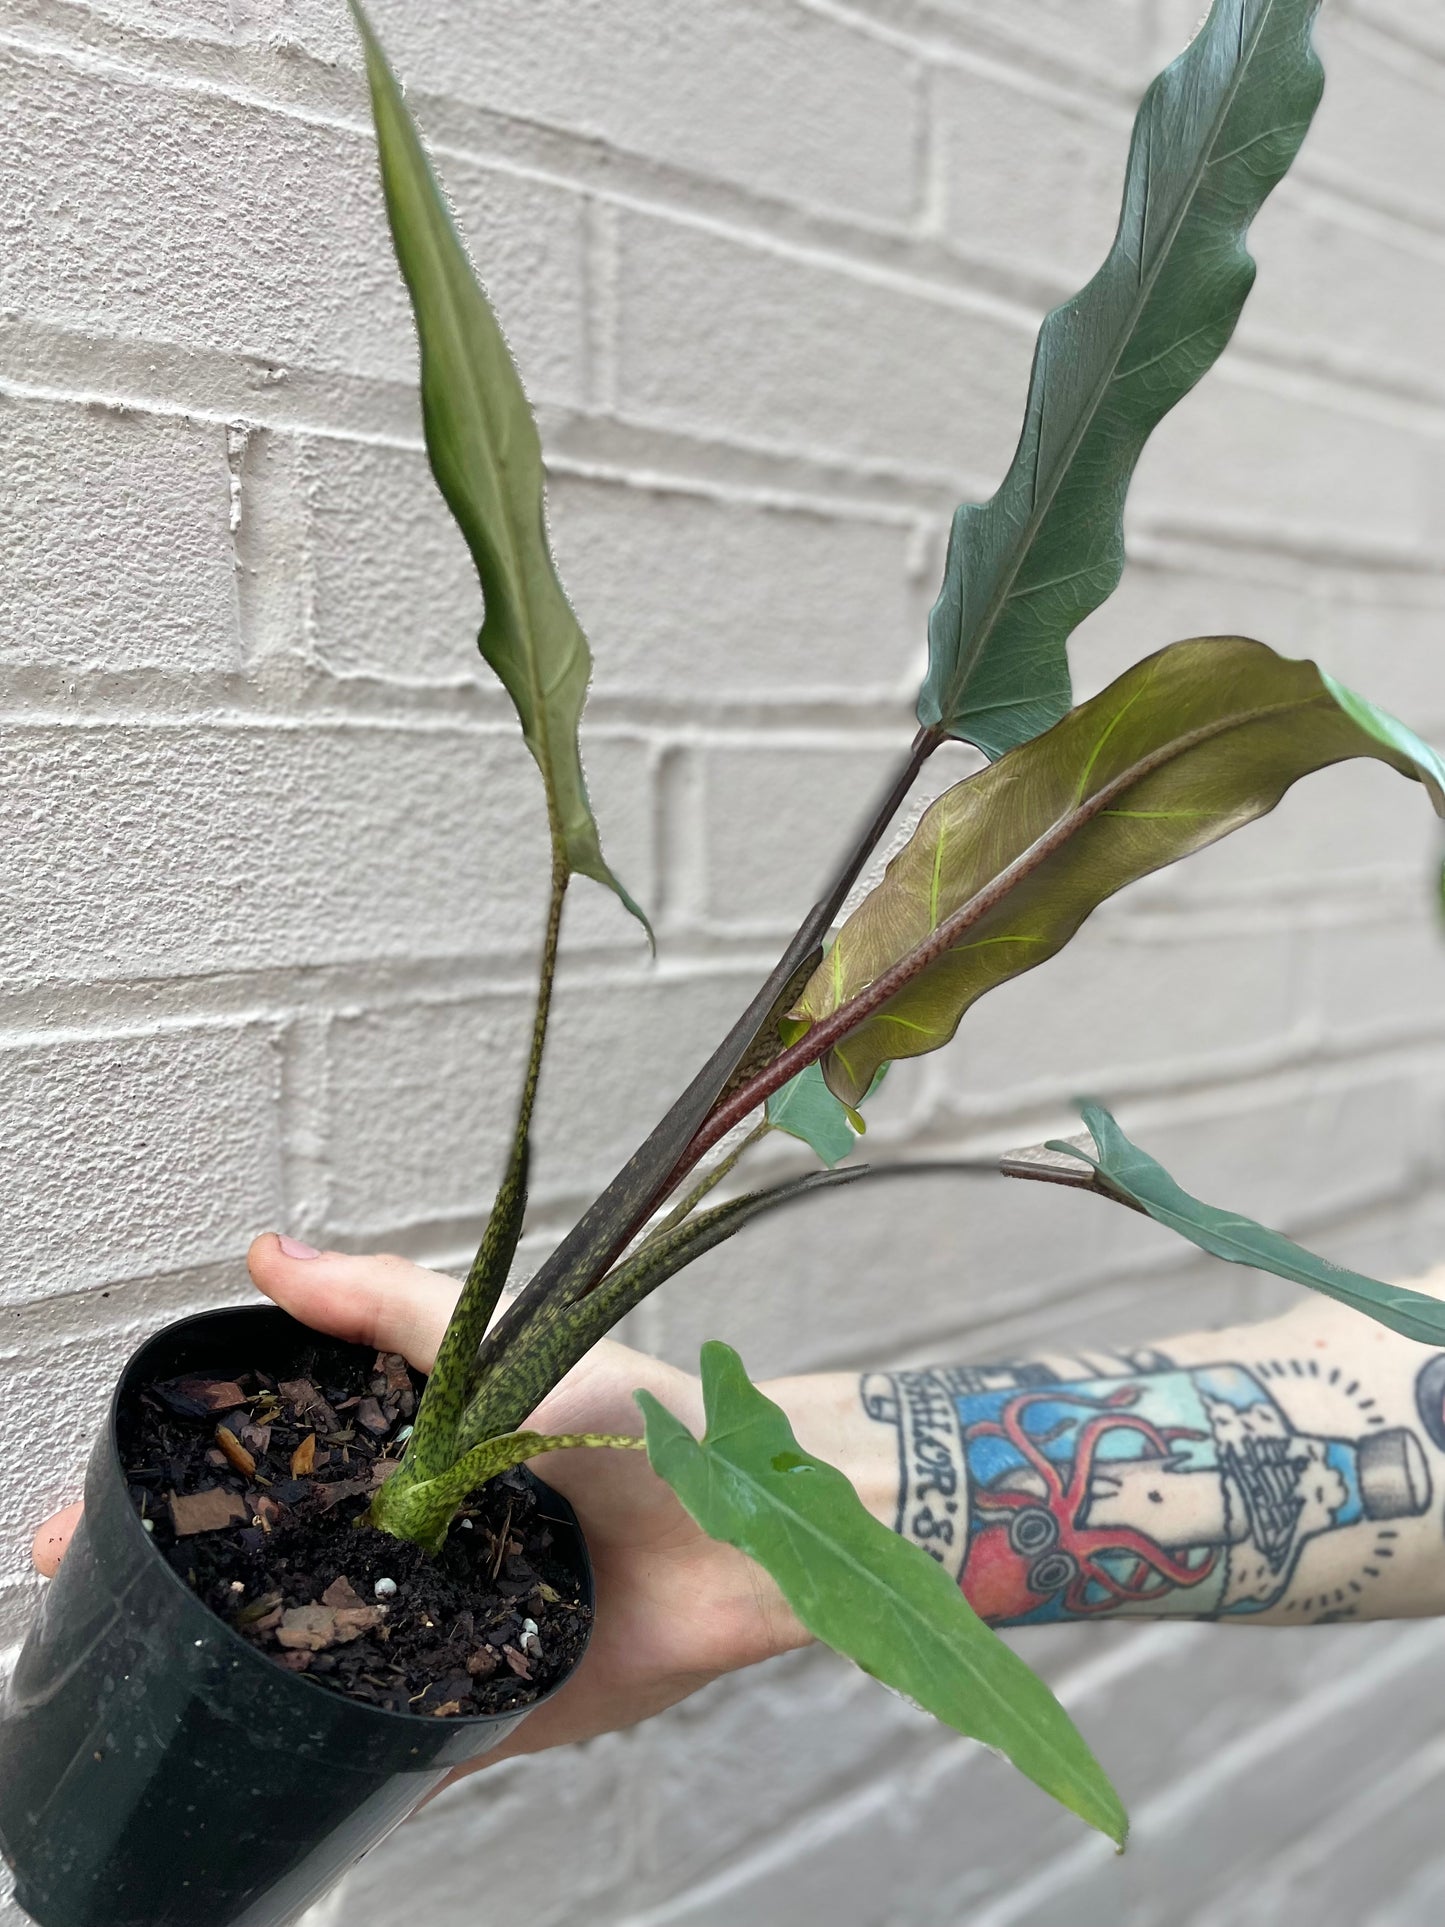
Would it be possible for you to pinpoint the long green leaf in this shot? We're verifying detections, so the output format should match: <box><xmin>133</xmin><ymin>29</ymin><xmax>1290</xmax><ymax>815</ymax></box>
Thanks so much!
<box><xmin>1045</xmin><ymin>1105</ymin><xmax>1445</xmax><ymax>1345</ymax></box>
<box><xmin>638</xmin><ymin>1343</ymin><xmax>1127</xmax><ymax>1846</ymax></box>
<box><xmin>353</xmin><ymin>5</ymin><xmax>646</xmax><ymax>933</ymax></box>
<box><xmin>921</xmin><ymin>0</ymin><xmax>1323</xmax><ymax>757</ymax></box>
<box><xmin>794</xmin><ymin>639</ymin><xmax>1445</xmax><ymax>1105</ymax></box>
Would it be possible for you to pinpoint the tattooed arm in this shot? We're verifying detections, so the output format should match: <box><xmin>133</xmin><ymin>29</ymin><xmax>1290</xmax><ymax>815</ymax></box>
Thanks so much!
<box><xmin>770</xmin><ymin>1268</ymin><xmax>1445</xmax><ymax>1627</ymax></box>
<box><xmin>31</xmin><ymin>1249</ymin><xmax>1445</xmax><ymax>1774</ymax></box>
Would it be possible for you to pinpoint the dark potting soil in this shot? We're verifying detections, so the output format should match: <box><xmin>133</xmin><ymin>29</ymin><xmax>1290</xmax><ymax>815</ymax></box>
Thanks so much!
<box><xmin>118</xmin><ymin>1334</ymin><xmax>591</xmax><ymax>1719</ymax></box>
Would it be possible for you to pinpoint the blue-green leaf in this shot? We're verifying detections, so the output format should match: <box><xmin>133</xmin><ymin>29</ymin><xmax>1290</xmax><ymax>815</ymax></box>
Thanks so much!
<box><xmin>767</xmin><ymin>1062</ymin><xmax>887</xmax><ymax>1165</ymax></box>
<box><xmin>1050</xmin><ymin>1105</ymin><xmax>1445</xmax><ymax>1345</ymax></box>
<box><xmin>795</xmin><ymin>639</ymin><xmax>1445</xmax><ymax>1107</ymax></box>
<box><xmin>638</xmin><ymin>1342</ymin><xmax>1127</xmax><ymax>1846</ymax></box>
<box><xmin>767</xmin><ymin>1064</ymin><xmax>857</xmax><ymax>1165</ymax></box>
<box><xmin>921</xmin><ymin>0</ymin><xmax>1324</xmax><ymax>758</ymax></box>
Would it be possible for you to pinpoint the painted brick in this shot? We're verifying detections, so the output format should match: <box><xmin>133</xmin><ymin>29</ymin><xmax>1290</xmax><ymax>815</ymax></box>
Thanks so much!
<box><xmin>525</xmin><ymin>963</ymin><xmax>747</xmax><ymax>1196</ymax></box>
<box><xmin>291</xmin><ymin>0</ymin><xmax>923</xmax><ymax>225</ymax></box>
<box><xmin>321</xmin><ymin>992</ymin><xmax>530</xmax><ymax>1238</ymax></box>
<box><xmin>1125</xmin><ymin>753</ymin><xmax>1439</xmax><ymax>903</ymax></box>
<box><xmin>3</xmin><ymin>5</ymin><xmax>1445</xmax><ymax>1924</ymax></box>
<box><xmin>698</xmin><ymin>740</ymin><xmax>904</xmax><ymax>929</ymax></box>
<box><xmin>0</xmin><ymin>44</ymin><xmax>585</xmax><ymax>400</ymax></box>
<box><xmin>919</xmin><ymin>918</ymin><xmax>1307</xmax><ymax>1112</ymax></box>
<box><xmin>646</xmin><ymin>1069</ymin><xmax>1417</xmax><ymax>1385</ymax></box>
<box><xmin>549</xmin><ymin>476</ymin><xmax>918</xmax><ymax>703</ymax></box>
<box><xmin>980</xmin><ymin>1622</ymin><xmax>1445</xmax><ymax>1925</ymax></box>
<box><xmin>646</xmin><ymin>1133</ymin><xmax>1176</xmax><ymax>1377</ymax></box>
<box><xmin>80</xmin><ymin>0</ymin><xmax>234</xmax><ymax>30</ymax></box>
<box><xmin>0</xmin><ymin>1322</ymin><xmax>164</xmax><ymax>1588</ymax></box>
<box><xmin>1371</xmin><ymin>1837</ymin><xmax>1445</xmax><ymax>1927</ymax></box>
<box><xmin>1092</xmin><ymin>1073</ymin><xmax>1426</xmax><ymax>1249</ymax></box>
<box><xmin>1244</xmin><ymin>186</ymin><xmax>1445</xmax><ymax>397</ymax></box>
<box><xmin>0</xmin><ymin>1870</ymin><xmax>25</xmax><ymax>1927</ymax></box>
<box><xmin>1319</xmin><ymin>571</ymin><xmax>1445</xmax><ymax>730</ymax></box>
<box><xmin>298</xmin><ymin>441</ymin><xmax>918</xmax><ymax>702</ymax></box>
<box><xmin>298</xmin><ymin>433</ymin><xmax>481</xmax><ymax>686</ymax></box>
<box><xmin>695</xmin><ymin>735</ymin><xmax>980</xmax><ymax>932</ymax></box>
<box><xmin>0</xmin><ymin>1581</ymin><xmax>41</xmax><ymax>1655</ymax></box>
<box><xmin>616</xmin><ymin>1622</ymin><xmax>1434</xmax><ymax>1927</ymax></box>
<box><xmin>1350</xmin><ymin>1</ymin><xmax>1445</xmax><ymax>64</ymax></box>
<box><xmin>1191</xmin><ymin>1737</ymin><xmax>1445</xmax><ymax>1927</ymax></box>
<box><xmin>1</xmin><ymin>1254</ymin><xmax>303</xmax><ymax>1599</ymax></box>
<box><xmin>613</xmin><ymin>208</ymin><xmax>1032</xmax><ymax>480</ymax></box>
<box><xmin>1301</xmin><ymin>16</ymin><xmax>1445</xmax><ymax>226</ymax></box>
<box><xmin>322</xmin><ymin>970</ymin><xmax>747</xmax><ymax>1234</ymax></box>
<box><xmin>0</xmin><ymin>723</ymin><xmax>611</xmax><ymax>986</ymax></box>
<box><xmin>1130</xmin><ymin>369</ymin><xmax>1433</xmax><ymax>553</ymax></box>
<box><xmin>0</xmin><ymin>1021</ymin><xmax>280</xmax><ymax>1304</ymax></box>
<box><xmin>0</xmin><ymin>395</ymin><xmax>239</xmax><ymax>671</ymax></box>
<box><xmin>964</xmin><ymin>0</ymin><xmax>1150</xmax><ymax>80</ymax></box>
<box><xmin>323</xmin><ymin>1738</ymin><xmax>637</xmax><ymax>1927</ymax></box>
<box><xmin>624</xmin><ymin>1646</ymin><xmax>943</xmax><ymax>1902</ymax></box>
<box><xmin>931</xmin><ymin>65</ymin><xmax>1122</xmax><ymax>280</ymax></box>
<box><xmin>1066</xmin><ymin>546</ymin><xmax>1324</xmax><ymax>698</ymax></box>
<box><xmin>1305</xmin><ymin>916</ymin><xmax>1445</xmax><ymax>1043</ymax></box>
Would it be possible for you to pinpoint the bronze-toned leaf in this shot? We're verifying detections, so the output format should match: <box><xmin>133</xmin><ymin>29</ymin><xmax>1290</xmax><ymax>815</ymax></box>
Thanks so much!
<box><xmin>793</xmin><ymin>639</ymin><xmax>1445</xmax><ymax>1104</ymax></box>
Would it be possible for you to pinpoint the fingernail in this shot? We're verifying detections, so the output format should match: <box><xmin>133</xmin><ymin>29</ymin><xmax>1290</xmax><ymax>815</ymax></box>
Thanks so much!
<box><xmin>277</xmin><ymin>1235</ymin><xmax>321</xmax><ymax>1260</ymax></box>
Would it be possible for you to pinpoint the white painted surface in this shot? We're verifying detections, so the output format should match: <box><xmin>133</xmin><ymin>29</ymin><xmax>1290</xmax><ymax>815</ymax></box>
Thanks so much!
<box><xmin>3</xmin><ymin>2</ymin><xmax>1445</xmax><ymax>1923</ymax></box>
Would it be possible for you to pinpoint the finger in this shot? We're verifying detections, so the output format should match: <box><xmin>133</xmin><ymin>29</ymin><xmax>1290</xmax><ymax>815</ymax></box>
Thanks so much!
<box><xmin>246</xmin><ymin>1236</ymin><xmax>461</xmax><ymax>1373</ymax></box>
<box><xmin>31</xmin><ymin>1501</ymin><xmax>83</xmax><ymax>1578</ymax></box>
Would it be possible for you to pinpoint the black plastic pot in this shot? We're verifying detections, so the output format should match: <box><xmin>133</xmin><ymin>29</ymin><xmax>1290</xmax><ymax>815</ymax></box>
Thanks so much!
<box><xmin>0</xmin><ymin>1305</ymin><xmax>593</xmax><ymax>1927</ymax></box>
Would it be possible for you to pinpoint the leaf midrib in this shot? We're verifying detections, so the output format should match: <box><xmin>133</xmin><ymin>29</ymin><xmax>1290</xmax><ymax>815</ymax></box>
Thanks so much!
<box><xmin>942</xmin><ymin>0</ymin><xmax>1278</xmax><ymax>719</ymax></box>
<box><xmin>1066</xmin><ymin>1146</ymin><xmax>1445</xmax><ymax>1339</ymax></box>
<box><xmin>833</xmin><ymin>688</ymin><xmax>1326</xmax><ymax>1021</ymax></box>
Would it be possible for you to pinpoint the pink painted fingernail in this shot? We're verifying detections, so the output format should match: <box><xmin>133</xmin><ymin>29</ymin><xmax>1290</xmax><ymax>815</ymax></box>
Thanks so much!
<box><xmin>277</xmin><ymin>1235</ymin><xmax>321</xmax><ymax>1260</ymax></box>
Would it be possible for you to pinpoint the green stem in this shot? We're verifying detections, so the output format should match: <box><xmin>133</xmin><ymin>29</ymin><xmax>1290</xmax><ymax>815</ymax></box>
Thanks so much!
<box><xmin>469</xmin><ymin>727</ymin><xmax>939</xmax><ymax>1394</ymax></box>
<box><xmin>458</xmin><ymin>1164</ymin><xmax>871</xmax><ymax>1445</ymax></box>
<box><xmin>634</xmin><ymin>1118</ymin><xmax>771</xmax><ymax>1254</ymax></box>
<box><xmin>392</xmin><ymin>856</ymin><xmax>568</xmax><ymax>1485</ymax></box>
<box><xmin>663</xmin><ymin>704</ymin><xmax>1270</xmax><ymax>1187</ymax></box>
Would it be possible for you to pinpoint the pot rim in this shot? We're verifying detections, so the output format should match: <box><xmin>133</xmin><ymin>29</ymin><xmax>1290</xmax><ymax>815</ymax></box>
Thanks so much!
<box><xmin>102</xmin><ymin>1299</ymin><xmax>593</xmax><ymax>1734</ymax></box>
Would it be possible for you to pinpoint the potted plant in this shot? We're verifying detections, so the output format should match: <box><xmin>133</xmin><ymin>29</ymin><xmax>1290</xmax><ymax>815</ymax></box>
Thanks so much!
<box><xmin>4</xmin><ymin>1</ymin><xmax>1444</xmax><ymax>1922</ymax></box>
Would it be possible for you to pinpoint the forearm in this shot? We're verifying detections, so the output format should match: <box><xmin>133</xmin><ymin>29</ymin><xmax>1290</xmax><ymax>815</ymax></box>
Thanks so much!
<box><xmin>766</xmin><ymin>1270</ymin><xmax>1445</xmax><ymax>1628</ymax></box>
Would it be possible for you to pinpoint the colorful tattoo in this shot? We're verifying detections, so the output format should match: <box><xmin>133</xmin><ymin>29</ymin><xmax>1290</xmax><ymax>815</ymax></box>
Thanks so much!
<box><xmin>864</xmin><ymin>1356</ymin><xmax>1432</xmax><ymax>1624</ymax></box>
<box><xmin>1415</xmin><ymin>1353</ymin><xmax>1445</xmax><ymax>1453</ymax></box>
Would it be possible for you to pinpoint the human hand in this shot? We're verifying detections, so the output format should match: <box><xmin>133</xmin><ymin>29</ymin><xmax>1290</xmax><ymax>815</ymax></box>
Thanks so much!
<box><xmin>31</xmin><ymin>1236</ymin><xmax>811</xmax><ymax>1771</ymax></box>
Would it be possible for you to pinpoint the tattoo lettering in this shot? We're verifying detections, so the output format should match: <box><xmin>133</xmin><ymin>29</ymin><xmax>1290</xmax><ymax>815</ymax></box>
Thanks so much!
<box><xmin>865</xmin><ymin>1357</ymin><xmax>1432</xmax><ymax>1625</ymax></box>
<box><xmin>861</xmin><ymin>1370</ymin><xmax>971</xmax><ymax>1580</ymax></box>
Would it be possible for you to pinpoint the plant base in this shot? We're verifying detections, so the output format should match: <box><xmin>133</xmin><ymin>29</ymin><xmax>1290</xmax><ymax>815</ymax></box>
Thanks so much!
<box><xmin>0</xmin><ymin>1306</ymin><xmax>593</xmax><ymax>1927</ymax></box>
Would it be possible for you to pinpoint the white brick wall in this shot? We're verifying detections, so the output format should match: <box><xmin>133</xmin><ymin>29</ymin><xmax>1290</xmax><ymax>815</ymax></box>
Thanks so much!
<box><xmin>3</xmin><ymin>2</ymin><xmax>1445</xmax><ymax>1923</ymax></box>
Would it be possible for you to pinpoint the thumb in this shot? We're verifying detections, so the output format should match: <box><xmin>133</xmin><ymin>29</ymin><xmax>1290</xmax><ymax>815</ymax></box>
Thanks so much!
<box><xmin>35</xmin><ymin>1245</ymin><xmax>463</xmax><ymax>1583</ymax></box>
<box><xmin>246</xmin><ymin>1235</ymin><xmax>461</xmax><ymax>1374</ymax></box>
<box><xmin>31</xmin><ymin>1500</ymin><xmax>84</xmax><ymax>1578</ymax></box>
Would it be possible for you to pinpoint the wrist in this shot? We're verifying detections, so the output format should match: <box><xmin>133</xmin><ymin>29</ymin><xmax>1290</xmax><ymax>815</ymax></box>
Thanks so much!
<box><xmin>761</xmin><ymin>1370</ymin><xmax>900</xmax><ymax>1529</ymax></box>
